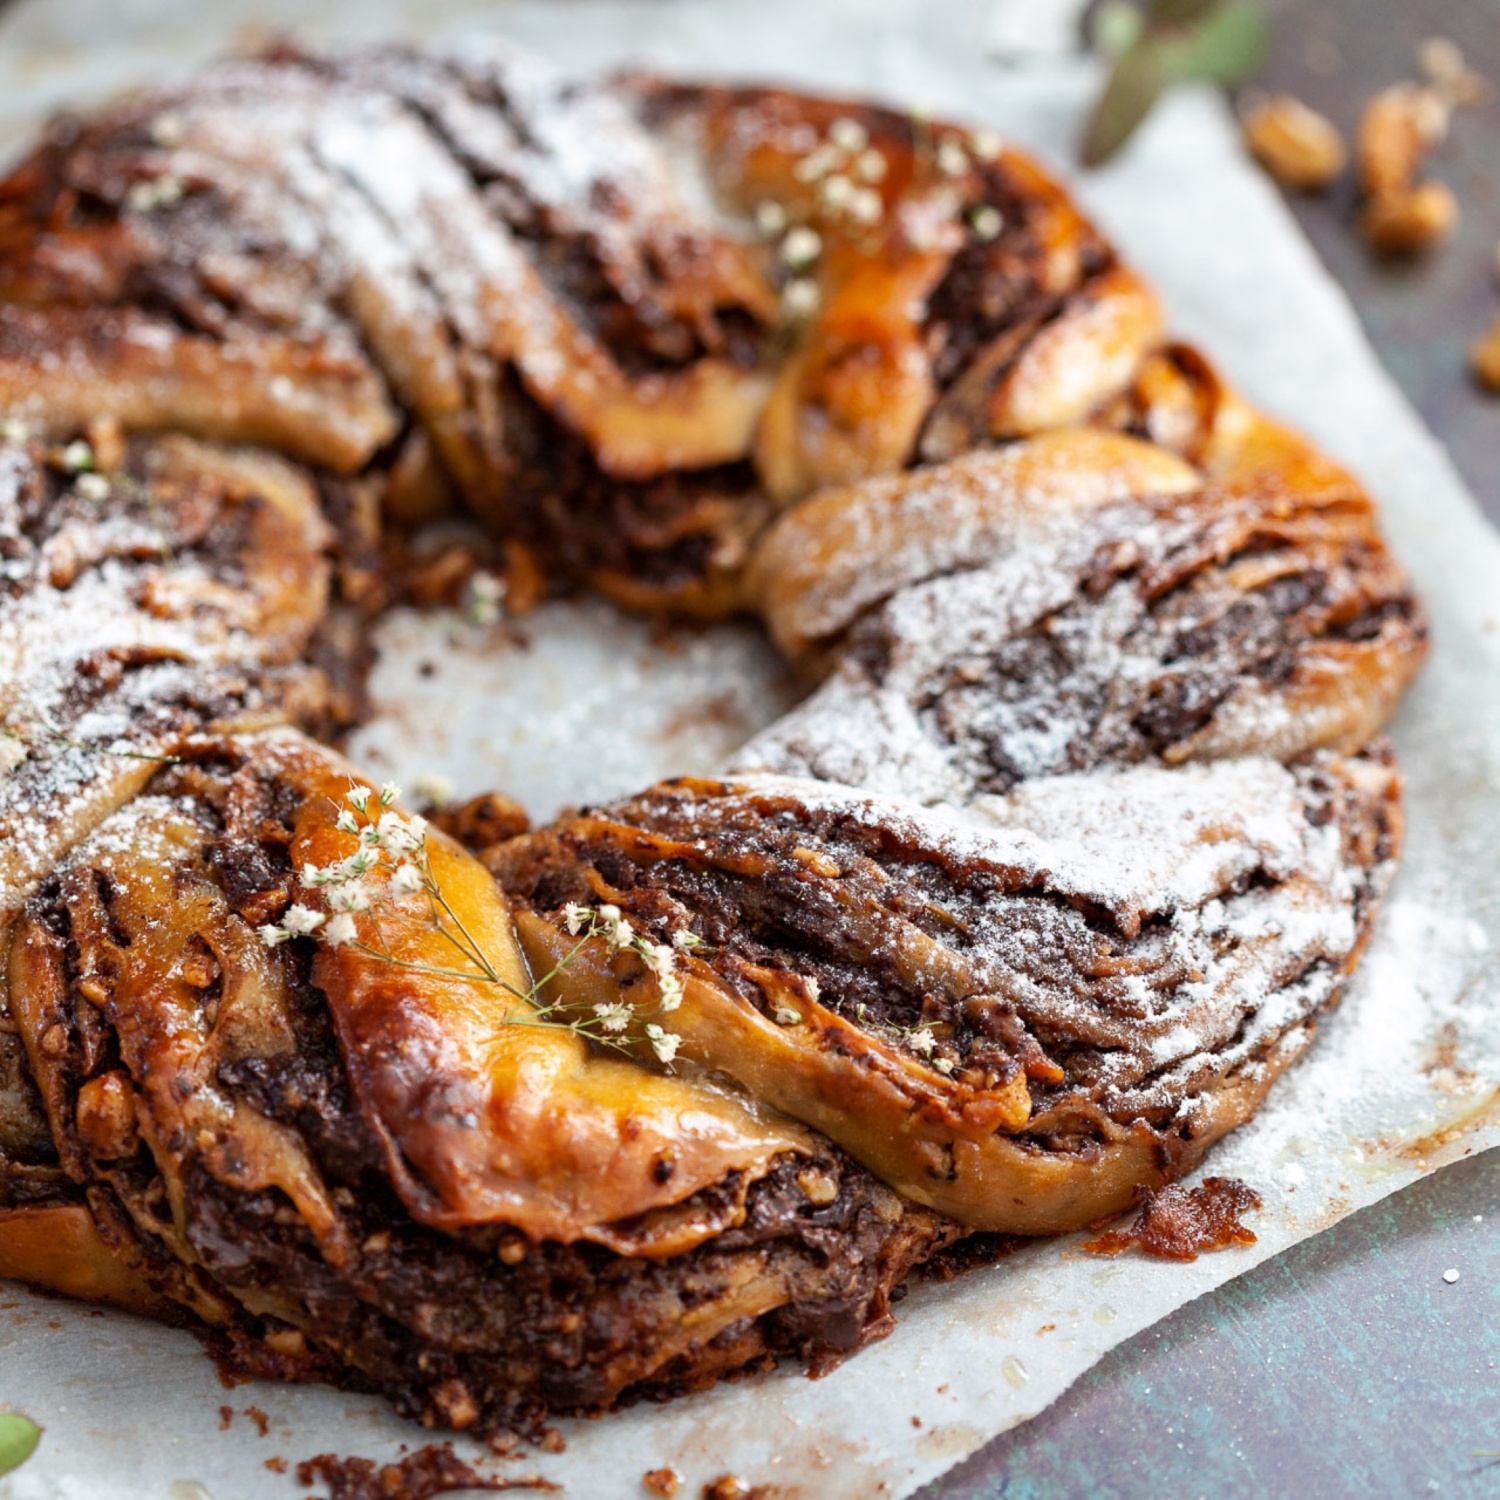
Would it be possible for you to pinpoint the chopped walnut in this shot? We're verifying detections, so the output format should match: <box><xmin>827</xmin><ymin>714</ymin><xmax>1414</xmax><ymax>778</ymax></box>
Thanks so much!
<box><xmin>1241</xmin><ymin>96</ymin><xmax>1346</xmax><ymax>192</ymax></box>
<box><xmin>1471</xmin><ymin>316</ymin><xmax>1500</xmax><ymax>393</ymax></box>
<box><xmin>1358</xmin><ymin>181</ymin><xmax>1458</xmax><ymax>256</ymax></box>
<box><xmin>1357</xmin><ymin>82</ymin><xmax>1449</xmax><ymax>197</ymax></box>
<box><xmin>76</xmin><ymin>1071</ymin><xmax>139</xmax><ymax>1160</ymax></box>
<box><xmin>1417</xmin><ymin>36</ymin><xmax>1490</xmax><ymax>109</ymax></box>
<box><xmin>796</xmin><ymin>1168</ymin><xmax>839</xmax><ymax>1205</ymax></box>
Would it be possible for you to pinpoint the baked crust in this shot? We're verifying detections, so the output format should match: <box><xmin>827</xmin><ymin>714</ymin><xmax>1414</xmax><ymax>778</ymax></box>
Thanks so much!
<box><xmin>0</xmin><ymin>40</ymin><xmax>1425</xmax><ymax>1438</ymax></box>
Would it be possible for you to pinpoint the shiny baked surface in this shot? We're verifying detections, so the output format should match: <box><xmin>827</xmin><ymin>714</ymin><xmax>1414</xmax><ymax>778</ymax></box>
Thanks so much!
<box><xmin>0</xmin><ymin>40</ymin><xmax>1424</xmax><ymax>1440</ymax></box>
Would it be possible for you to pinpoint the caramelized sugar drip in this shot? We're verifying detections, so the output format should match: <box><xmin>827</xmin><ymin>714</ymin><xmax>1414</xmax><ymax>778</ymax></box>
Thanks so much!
<box><xmin>1082</xmin><ymin>1176</ymin><xmax>1263</xmax><ymax>1262</ymax></box>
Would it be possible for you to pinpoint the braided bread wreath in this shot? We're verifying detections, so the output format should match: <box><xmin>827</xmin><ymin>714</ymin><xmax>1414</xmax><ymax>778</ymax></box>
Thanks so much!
<box><xmin>0</xmin><ymin>42</ymin><xmax>1425</xmax><ymax>1442</ymax></box>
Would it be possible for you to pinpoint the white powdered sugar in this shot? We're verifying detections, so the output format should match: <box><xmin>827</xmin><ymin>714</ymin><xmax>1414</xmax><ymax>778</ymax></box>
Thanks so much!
<box><xmin>1</xmin><ymin>11</ymin><xmax>1497</xmax><ymax>1500</ymax></box>
<box><xmin>718</xmin><ymin>759</ymin><xmax>1367</xmax><ymax>1115</ymax></box>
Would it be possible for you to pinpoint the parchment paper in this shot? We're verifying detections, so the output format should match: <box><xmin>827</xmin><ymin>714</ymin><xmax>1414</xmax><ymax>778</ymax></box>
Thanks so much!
<box><xmin>2</xmin><ymin>3</ymin><xmax>1498</xmax><ymax>1497</ymax></box>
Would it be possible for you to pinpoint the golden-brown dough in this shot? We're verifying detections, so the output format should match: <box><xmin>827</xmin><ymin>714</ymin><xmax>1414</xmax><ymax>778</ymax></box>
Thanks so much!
<box><xmin>0</xmin><ymin>40</ymin><xmax>1425</xmax><ymax>1441</ymax></box>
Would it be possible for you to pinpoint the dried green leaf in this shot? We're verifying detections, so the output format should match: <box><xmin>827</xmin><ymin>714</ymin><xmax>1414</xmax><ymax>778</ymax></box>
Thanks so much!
<box><xmin>0</xmin><ymin>1413</ymin><xmax>41</xmax><ymax>1477</ymax></box>
<box><xmin>1080</xmin><ymin>40</ymin><xmax>1166</xmax><ymax>166</ymax></box>
<box><xmin>1092</xmin><ymin>0</ymin><xmax>1144</xmax><ymax>59</ymax></box>
<box><xmin>1161</xmin><ymin>0</ymin><xmax>1269</xmax><ymax>84</ymax></box>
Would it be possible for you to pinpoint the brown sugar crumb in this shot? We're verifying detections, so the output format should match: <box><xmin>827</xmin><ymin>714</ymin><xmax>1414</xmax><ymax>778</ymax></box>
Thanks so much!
<box><xmin>642</xmin><ymin>1468</ymin><xmax>681</xmax><ymax>1497</ymax></box>
<box><xmin>296</xmin><ymin>1443</ymin><xmax>559</xmax><ymax>1500</ymax></box>
<box><xmin>218</xmin><ymin>1405</ymin><xmax>233</xmax><ymax>1431</ymax></box>
<box><xmin>1082</xmin><ymin>1177</ymin><xmax>1263</xmax><ymax>1262</ymax></box>
<box><xmin>245</xmin><ymin>1406</ymin><xmax>270</xmax><ymax>1437</ymax></box>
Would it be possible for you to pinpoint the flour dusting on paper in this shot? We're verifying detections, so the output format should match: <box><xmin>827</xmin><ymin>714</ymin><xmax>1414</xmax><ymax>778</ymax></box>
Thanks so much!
<box><xmin>1</xmin><ymin>2</ymin><xmax>1498</xmax><ymax>1499</ymax></box>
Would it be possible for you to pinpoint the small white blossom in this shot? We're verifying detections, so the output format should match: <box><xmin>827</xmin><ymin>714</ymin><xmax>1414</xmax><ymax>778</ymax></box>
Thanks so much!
<box><xmin>0</xmin><ymin>417</ymin><xmax>30</xmax><ymax>444</ymax></box>
<box><xmin>853</xmin><ymin>147</ymin><xmax>888</xmax><ymax>183</ymax></box>
<box><xmin>328</xmin><ymin>880</ymin><xmax>374</xmax><ymax>913</ymax></box>
<box><xmin>970</xmin><ymin>127</ymin><xmax>1004</xmax><ymax>162</ymax></box>
<box><xmin>641</xmin><ymin>942</ymin><xmax>676</xmax><ymax>977</ymax></box>
<box><xmin>346</xmin><ymin>785</ymin><xmax>371</xmax><ymax>814</ymax></box>
<box><xmin>562</xmin><ymin>902</ymin><xmax>590</xmax><ymax>936</ymax></box>
<box><xmin>970</xmin><ymin>205</ymin><xmax>1004</xmax><ymax>241</ymax></box>
<box><xmin>781</xmin><ymin>278</ymin><xmax>821</xmax><ymax>320</ymax></box>
<box><xmin>820</xmin><ymin>173</ymin><xmax>855</xmax><ymax>211</ymax></box>
<box><xmin>780</xmin><ymin>225</ymin><xmax>822</xmax><ymax>269</ymax></box>
<box><xmin>61</xmin><ymin>440</ymin><xmax>94</xmax><ymax>472</ymax></box>
<box><xmin>848</xmin><ymin>187</ymin><xmax>884</xmax><ymax>227</ymax></box>
<box><xmin>335</xmin><ymin>809</ymin><xmax>360</xmax><ymax>835</ymax></box>
<box><xmin>755</xmin><ymin>200</ymin><xmax>788</xmax><ymax>236</ymax></box>
<box><xmin>645</xmin><ymin>1024</ymin><xmax>681</xmax><ymax>1065</ymax></box>
<box><xmin>936</xmin><ymin>137</ymin><xmax>970</xmax><ymax>177</ymax></box>
<box><xmin>376</xmin><ymin>811</ymin><xmax>427</xmax><ymax>856</ymax></box>
<box><xmin>309</xmin><ymin>849</ymin><xmax>376</xmax><ymax>887</ymax></box>
<box><xmin>774</xmin><ymin>1006</ymin><xmax>802</xmax><ymax>1027</ymax></box>
<box><xmin>657</xmin><ymin>973</ymin><xmax>684</xmax><ymax>1013</ymax></box>
<box><xmin>0</xmin><ymin>734</ymin><xmax>28</xmax><ymax>775</ymax></box>
<box><xmin>281</xmin><ymin>904</ymin><xmax>325</xmax><ymax>937</ymax></box>
<box><xmin>593</xmin><ymin>1001</ymin><xmax>631</xmax><ymax>1034</ymax></box>
<box><xmin>75</xmin><ymin>472</ymin><xmax>110</xmax><ymax>503</ymax></box>
<box><xmin>908</xmin><ymin>1027</ymin><xmax>936</xmax><ymax>1056</ymax></box>
<box><xmin>150</xmin><ymin>111</ymin><xmax>186</xmax><ymax>148</ymax></box>
<box><xmin>379</xmin><ymin>781</ymin><xmax>400</xmax><ymax>808</ymax></box>
<box><xmin>933</xmin><ymin>1057</ymin><xmax>956</xmax><ymax>1075</ymax></box>
<box><xmin>466</xmin><ymin>570</ymin><xmax>505</xmax><ymax>627</ymax></box>
<box><xmin>391</xmin><ymin>863</ymin><xmax>423</xmax><ymax>897</ymax></box>
<box><xmin>126</xmin><ymin>176</ymin><xmax>184</xmax><ymax>212</ymax></box>
<box><xmin>793</xmin><ymin>143</ymin><xmax>839</xmax><ymax>182</ymax></box>
<box><xmin>258</xmin><ymin>904</ymin><xmax>325</xmax><ymax>947</ymax></box>
<box><xmin>411</xmin><ymin>772</ymin><xmax>454</xmax><ymax>807</ymax></box>
<box><xmin>324</xmin><ymin>912</ymin><xmax>359</xmax><ymax>948</ymax></box>
<box><xmin>672</xmin><ymin>929</ymin><xmax>702</xmax><ymax>952</ymax></box>
<box><xmin>597</xmin><ymin>904</ymin><xmax>634</xmax><ymax>950</ymax></box>
<box><xmin>829</xmin><ymin>116</ymin><xmax>869</xmax><ymax>154</ymax></box>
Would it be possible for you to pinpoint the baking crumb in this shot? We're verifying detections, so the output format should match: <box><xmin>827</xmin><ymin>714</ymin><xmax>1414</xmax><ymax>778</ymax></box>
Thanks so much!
<box><xmin>1442</xmin><ymin>1267</ymin><xmax>1460</xmax><ymax>1284</ymax></box>
<box><xmin>642</xmin><ymin>1468</ymin><xmax>680</xmax><ymax>1496</ymax></box>
<box><xmin>246</xmin><ymin>1406</ymin><xmax>270</xmax><ymax>1437</ymax></box>
<box><xmin>296</xmin><ymin>1443</ymin><xmax>558</xmax><ymax>1498</ymax></box>
<box><xmin>1471</xmin><ymin>315</ymin><xmax>1500</xmax><ymax>392</ymax></box>
<box><xmin>701</xmin><ymin>1479</ymin><xmax>752</xmax><ymax>1500</ymax></box>
<box><xmin>218</xmin><ymin>1405</ymin><xmax>233</xmax><ymax>1431</ymax></box>
<box><xmin>1241</xmin><ymin>95</ymin><xmax>1346</xmax><ymax>192</ymax></box>
<box><xmin>264</xmin><ymin>1456</ymin><xmax>288</xmax><ymax>1474</ymax></box>
<box><xmin>1359</xmin><ymin>181</ymin><xmax>1458</xmax><ymax>257</ymax></box>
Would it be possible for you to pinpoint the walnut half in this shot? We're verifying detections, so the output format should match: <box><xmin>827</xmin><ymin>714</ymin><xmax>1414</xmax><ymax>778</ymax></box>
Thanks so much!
<box><xmin>1242</xmin><ymin>96</ymin><xmax>1347</xmax><ymax>193</ymax></box>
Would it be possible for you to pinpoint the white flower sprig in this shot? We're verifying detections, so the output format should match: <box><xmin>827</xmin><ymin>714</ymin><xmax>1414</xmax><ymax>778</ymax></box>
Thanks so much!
<box><xmin>0</xmin><ymin>705</ymin><xmax>182</xmax><ymax>777</ymax></box>
<box><xmin>561</xmin><ymin>899</ymin><xmax>694</xmax><ymax>1063</ymax></box>
<box><xmin>257</xmin><ymin>782</ymin><xmax>689</xmax><ymax>1067</ymax></box>
<box><xmin>853</xmin><ymin>1001</ymin><xmax>958</xmax><ymax>1076</ymax></box>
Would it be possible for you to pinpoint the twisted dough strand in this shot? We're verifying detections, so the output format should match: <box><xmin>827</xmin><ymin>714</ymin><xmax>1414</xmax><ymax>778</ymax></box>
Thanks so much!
<box><xmin>0</xmin><ymin>42</ymin><xmax>1424</xmax><ymax>1437</ymax></box>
